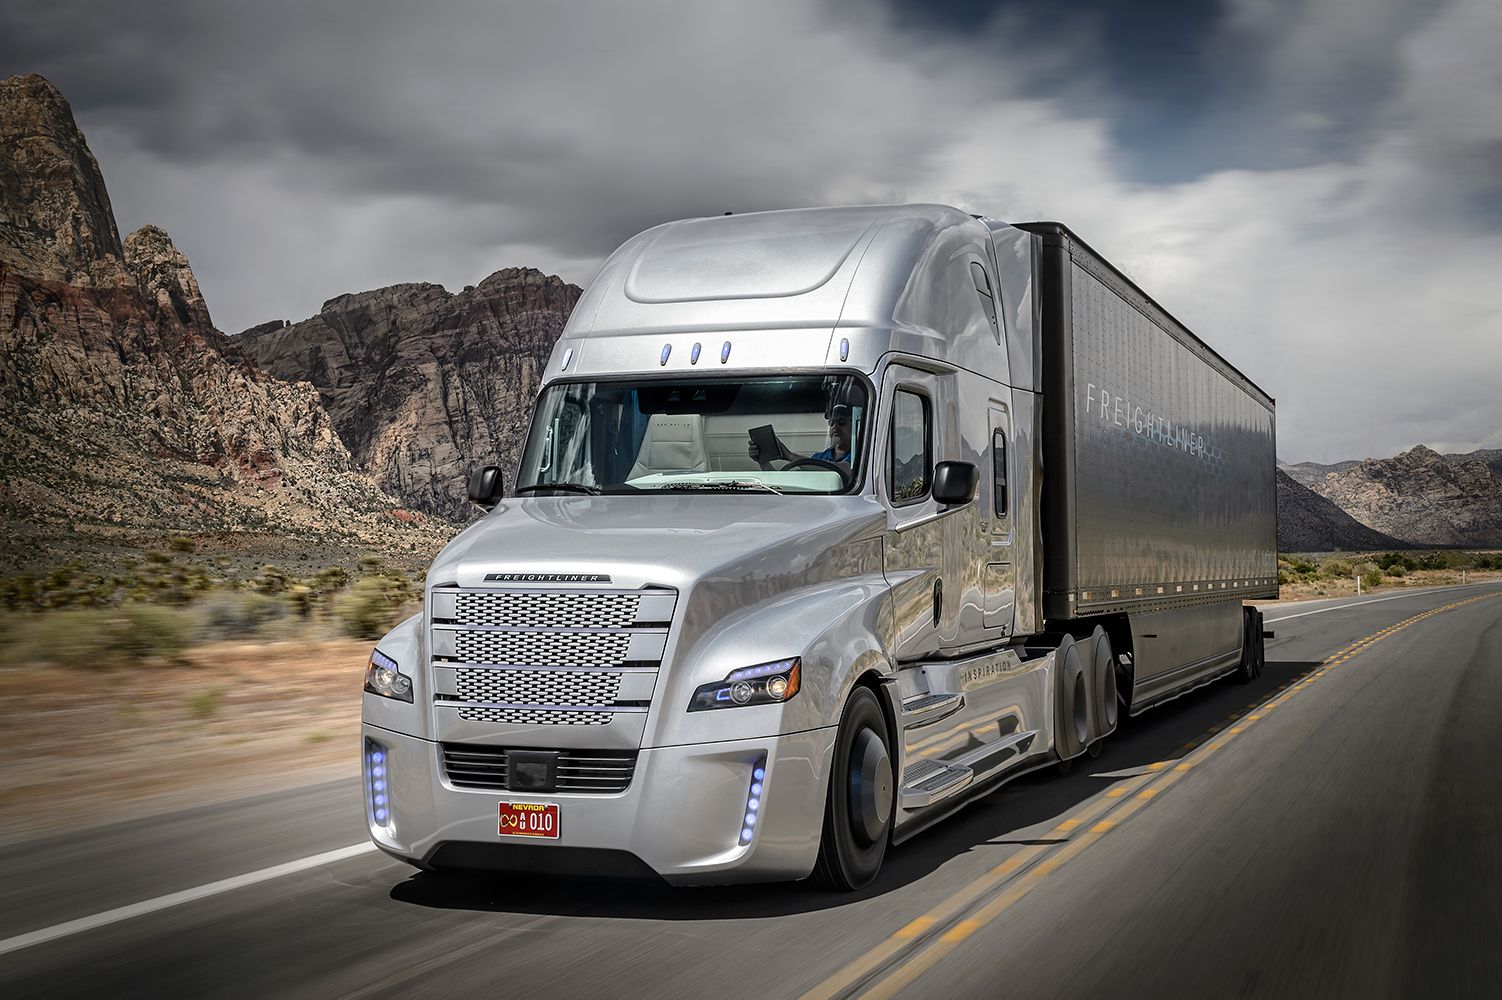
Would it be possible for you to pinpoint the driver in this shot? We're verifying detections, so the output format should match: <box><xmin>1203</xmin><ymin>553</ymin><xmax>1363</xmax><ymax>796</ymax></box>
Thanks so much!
<box><xmin>748</xmin><ymin>405</ymin><xmax>852</xmax><ymax>465</ymax></box>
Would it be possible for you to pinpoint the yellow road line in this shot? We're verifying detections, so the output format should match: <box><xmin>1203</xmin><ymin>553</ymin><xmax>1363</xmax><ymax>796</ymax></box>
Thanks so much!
<box><xmin>823</xmin><ymin>590</ymin><xmax>1502</xmax><ymax>1000</ymax></box>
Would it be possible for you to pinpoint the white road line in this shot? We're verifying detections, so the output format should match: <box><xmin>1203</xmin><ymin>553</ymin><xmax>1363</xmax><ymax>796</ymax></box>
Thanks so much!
<box><xmin>0</xmin><ymin>841</ymin><xmax>376</xmax><ymax>958</ymax></box>
<box><xmin>1264</xmin><ymin>583</ymin><xmax>1492</xmax><ymax>623</ymax></box>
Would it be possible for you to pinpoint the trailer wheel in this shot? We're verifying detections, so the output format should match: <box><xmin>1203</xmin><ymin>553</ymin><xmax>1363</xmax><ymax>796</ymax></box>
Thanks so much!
<box><xmin>1054</xmin><ymin>636</ymin><xmax>1088</xmax><ymax>766</ymax></box>
<box><xmin>813</xmin><ymin>687</ymin><xmax>893</xmax><ymax>892</ymax></box>
<box><xmin>1236</xmin><ymin>609</ymin><xmax>1260</xmax><ymax>683</ymax></box>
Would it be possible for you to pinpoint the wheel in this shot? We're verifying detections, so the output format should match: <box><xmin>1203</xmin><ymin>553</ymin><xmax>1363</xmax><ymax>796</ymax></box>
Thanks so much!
<box><xmin>1253</xmin><ymin>611</ymin><xmax>1266</xmax><ymax>678</ymax></box>
<box><xmin>814</xmin><ymin>687</ymin><xmax>893</xmax><ymax>891</ymax></box>
<box><xmin>1054</xmin><ymin>636</ymin><xmax>1088</xmax><ymax>764</ymax></box>
<box><xmin>1236</xmin><ymin>609</ymin><xmax>1258</xmax><ymax>683</ymax></box>
<box><xmin>1089</xmin><ymin>626</ymin><xmax>1119</xmax><ymax>740</ymax></box>
<box><xmin>782</xmin><ymin>456</ymin><xmax>853</xmax><ymax>489</ymax></box>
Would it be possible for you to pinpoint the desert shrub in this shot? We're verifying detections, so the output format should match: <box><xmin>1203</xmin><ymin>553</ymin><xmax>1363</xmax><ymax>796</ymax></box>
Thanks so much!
<box><xmin>1377</xmin><ymin>552</ymin><xmax>1417</xmax><ymax>572</ymax></box>
<box><xmin>186</xmin><ymin>688</ymin><xmax>225</xmax><ymax>720</ymax></box>
<box><xmin>253</xmin><ymin>565</ymin><xmax>290</xmax><ymax>595</ymax></box>
<box><xmin>169</xmin><ymin>536</ymin><xmax>197</xmax><ymax>553</ymax></box>
<box><xmin>198</xmin><ymin>591</ymin><xmax>284</xmax><ymax>639</ymax></box>
<box><xmin>334</xmin><ymin>576</ymin><xmax>410</xmax><ymax>639</ymax></box>
<box><xmin>1358</xmin><ymin>565</ymin><xmax>1384</xmax><ymax>590</ymax></box>
<box><xmin>1</xmin><ymin>604</ymin><xmax>191</xmax><ymax>668</ymax></box>
<box><xmin>1321</xmin><ymin>558</ymin><xmax>1353</xmax><ymax>579</ymax></box>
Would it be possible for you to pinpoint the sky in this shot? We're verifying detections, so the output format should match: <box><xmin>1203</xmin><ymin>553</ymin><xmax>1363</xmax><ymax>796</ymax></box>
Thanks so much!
<box><xmin>2</xmin><ymin>0</ymin><xmax>1499</xmax><ymax>464</ymax></box>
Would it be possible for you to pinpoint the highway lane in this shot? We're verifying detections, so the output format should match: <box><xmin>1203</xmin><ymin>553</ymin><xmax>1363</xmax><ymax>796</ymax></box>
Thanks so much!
<box><xmin>3</xmin><ymin>582</ymin><xmax>1500</xmax><ymax>998</ymax></box>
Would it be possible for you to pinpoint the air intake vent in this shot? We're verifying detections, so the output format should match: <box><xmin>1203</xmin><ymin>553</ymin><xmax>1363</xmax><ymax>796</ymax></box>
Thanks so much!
<box><xmin>441</xmin><ymin>745</ymin><xmax>639</xmax><ymax>792</ymax></box>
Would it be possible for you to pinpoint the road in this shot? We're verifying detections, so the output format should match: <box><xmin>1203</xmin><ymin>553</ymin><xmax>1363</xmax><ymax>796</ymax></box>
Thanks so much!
<box><xmin>3</xmin><ymin>582</ymin><xmax>1500</xmax><ymax>998</ymax></box>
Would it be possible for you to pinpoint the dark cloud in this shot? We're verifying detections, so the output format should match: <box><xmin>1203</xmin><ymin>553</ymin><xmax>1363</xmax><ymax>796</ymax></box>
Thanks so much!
<box><xmin>1</xmin><ymin>0</ymin><xmax>1499</xmax><ymax>462</ymax></box>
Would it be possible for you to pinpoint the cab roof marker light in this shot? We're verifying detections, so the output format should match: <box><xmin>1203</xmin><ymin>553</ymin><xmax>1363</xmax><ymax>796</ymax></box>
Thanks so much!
<box><xmin>690</xmin><ymin>342</ymin><xmax>702</xmax><ymax>364</ymax></box>
<box><xmin>660</xmin><ymin>343</ymin><xmax>671</xmax><ymax>366</ymax></box>
<box><xmin>738</xmin><ymin>754</ymin><xmax>768</xmax><ymax>847</ymax></box>
<box><xmin>720</xmin><ymin>341</ymin><xmax>731</xmax><ymax>364</ymax></box>
<box><xmin>561</xmin><ymin>347</ymin><xmax>573</xmax><ymax>370</ymax></box>
<box><xmin>840</xmin><ymin>337</ymin><xmax>850</xmax><ymax>362</ymax></box>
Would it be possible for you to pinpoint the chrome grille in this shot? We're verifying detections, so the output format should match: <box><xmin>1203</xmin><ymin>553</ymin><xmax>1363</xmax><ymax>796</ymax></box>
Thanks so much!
<box><xmin>442</xmin><ymin>744</ymin><xmax>638</xmax><ymax>791</ymax></box>
<box><xmin>451</xmin><ymin>629</ymin><xmax>632</xmax><ymax>668</ymax></box>
<box><xmin>433</xmin><ymin>585</ymin><xmax>676</xmax><ymax>727</ymax></box>
<box><xmin>455</xmin><ymin>707</ymin><xmax>615</xmax><ymax>726</ymax></box>
<box><xmin>455</xmin><ymin>668</ymin><xmax>623</xmax><ymax>705</ymax></box>
<box><xmin>453</xmin><ymin>592</ymin><xmax>641</xmax><ymax>629</ymax></box>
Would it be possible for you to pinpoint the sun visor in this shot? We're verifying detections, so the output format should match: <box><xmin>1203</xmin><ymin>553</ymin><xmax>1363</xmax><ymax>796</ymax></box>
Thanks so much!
<box><xmin>624</xmin><ymin>209</ymin><xmax>878</xmax><ymax>303</ymax></box>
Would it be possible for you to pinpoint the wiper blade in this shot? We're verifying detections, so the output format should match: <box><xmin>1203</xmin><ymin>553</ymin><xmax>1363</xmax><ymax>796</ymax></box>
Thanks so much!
<box><xmin>514</xmin><ymin>482</ymin><xmax>602</xmax><ymax>496</ymax></box>
<box><xmin>653</xmin><ymin>480</ymin><xmax>784</xmax><ymax>495</ymax></box>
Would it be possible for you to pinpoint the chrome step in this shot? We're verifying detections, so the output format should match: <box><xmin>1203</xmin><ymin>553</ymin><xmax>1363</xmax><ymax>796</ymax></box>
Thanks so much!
<box><xmin>954</xmin><ymin>729</ymin><xmax>1038</xmax><ymax>774</ymax></box>
<box><xmin>900</xmin><ymin>759</ymin><xmax>973</xmax><ymax>809</ymax></box>
<box><xmin>901</xmin><ymin>691</ymin><xmax>964</xmax><ymax>730</ymax></box>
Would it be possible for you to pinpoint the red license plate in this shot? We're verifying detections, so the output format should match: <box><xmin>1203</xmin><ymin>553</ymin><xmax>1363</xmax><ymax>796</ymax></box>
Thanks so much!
<box><xmin>498</xmin><ymin>801</ymin><xmax>560</xmax><ymax>839</ymax></box>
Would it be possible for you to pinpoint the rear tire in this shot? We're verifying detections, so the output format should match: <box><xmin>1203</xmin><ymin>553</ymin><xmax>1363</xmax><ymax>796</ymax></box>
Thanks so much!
<box><xmin>1236</xmin><ymin>608</ymin><xmax>1262</xmax><ymax>683</ymax></box>
<box><xmin>1054</xmin><ymin>636</ymin><xmax>1088</xmax><ymax>765</ymax></box>
<box><xmin>813</xmin><ymin>687</ymin><xmax>893</xmax><ymax>891</ymax></box>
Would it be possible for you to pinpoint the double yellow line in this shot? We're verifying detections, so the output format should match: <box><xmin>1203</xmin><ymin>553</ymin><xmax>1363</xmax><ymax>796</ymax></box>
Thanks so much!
<box><xmin>801</xmin><ymin>590</ymin><xmax>1502</xmax><ymax>1000</ymax></box>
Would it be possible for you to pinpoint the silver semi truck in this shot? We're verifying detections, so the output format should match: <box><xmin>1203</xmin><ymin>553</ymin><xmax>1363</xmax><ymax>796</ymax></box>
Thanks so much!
<box><xmin>361</xmin><ymin>205</ymin><xmax>1276</xmax><ymax>889</ymax></box>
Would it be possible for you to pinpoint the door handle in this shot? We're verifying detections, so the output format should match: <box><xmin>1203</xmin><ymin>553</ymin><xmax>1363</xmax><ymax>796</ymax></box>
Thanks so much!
<box><xmin>932</xmin><ymin>579</ymin><xmax>943</xmax><ymax>626</ymax></box>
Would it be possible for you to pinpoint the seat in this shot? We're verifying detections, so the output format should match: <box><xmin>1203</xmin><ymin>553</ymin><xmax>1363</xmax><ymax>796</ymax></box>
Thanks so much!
<box><xmin>627</xmin><ymin>414</ymin><xmax>708</xmax><ymax>479</ymax></box>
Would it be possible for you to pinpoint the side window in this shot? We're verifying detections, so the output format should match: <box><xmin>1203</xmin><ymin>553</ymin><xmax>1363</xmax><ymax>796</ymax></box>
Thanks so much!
<box><xmin>971</xmin><ymin>261</ymin><xmax>1000</xmax><ymax>343</ymax></box>
<box><xmin>993</xmin><ymin>430</ymin><xmax>1008</xmax><ymax>517</ymax></box>
<box><xmin>889</xmin><ymin>389</ymin><xmax>932</xmax><ymax>505</ymax></box>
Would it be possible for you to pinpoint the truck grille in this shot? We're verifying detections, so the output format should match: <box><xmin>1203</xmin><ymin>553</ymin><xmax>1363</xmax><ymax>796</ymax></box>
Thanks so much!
<box><xmin>431</xmin><ymin>586</ymin><xmax>676</xmax><ymax>727</ymax></box>
<box><xmin>454</xmin><ymin>591</ymin><xmax>642</xmax><ymax>629</ymax></box>
<box><xmin>452</xmin><ymin>630</ymin><xmax>632</xmax><ymax>668</ymax></box>
<box><xmin>441</xmin><ymin>744</ymin><xmax>639</xmax><ymax>792</ymax></box>
<box><xmin>454</xmin><ymin>668</ymin><xmax>623</xmax><ymax>706</ymax></box>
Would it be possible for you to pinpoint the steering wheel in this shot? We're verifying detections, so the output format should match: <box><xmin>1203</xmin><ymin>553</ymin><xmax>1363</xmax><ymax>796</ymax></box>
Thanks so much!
<box><xmin>782</xmin><ymin>457</ymin><xmax>852</xmax><ymax>489</ymax></box>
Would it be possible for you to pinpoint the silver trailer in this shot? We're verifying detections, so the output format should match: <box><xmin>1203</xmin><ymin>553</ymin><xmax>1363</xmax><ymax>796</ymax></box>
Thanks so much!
<box><xmin>360</xmin><ymin>205</ymin><xmax>1276</xmax><ymax>890</ymax></box>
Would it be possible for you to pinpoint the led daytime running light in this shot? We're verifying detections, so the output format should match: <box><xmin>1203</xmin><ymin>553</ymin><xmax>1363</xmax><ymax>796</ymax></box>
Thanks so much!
<box><xmin>738</xmin><ymin>754</ymin><xmax>768</xmax><ymax>847</ymax></box>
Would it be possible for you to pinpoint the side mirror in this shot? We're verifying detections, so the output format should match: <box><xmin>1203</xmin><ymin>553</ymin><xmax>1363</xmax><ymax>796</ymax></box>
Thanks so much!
<box><xmin>932</xmin><ymin>460</ymin><xmax>978</xmax><ymax>507</ymax></box>
<box><xmin>467</xmin><ymin>465</ymin><xmax>504</xmax><ymax>510</ymax></box>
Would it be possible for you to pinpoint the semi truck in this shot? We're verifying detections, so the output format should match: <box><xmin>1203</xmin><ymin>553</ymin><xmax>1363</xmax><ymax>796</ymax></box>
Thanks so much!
<box><xmin>361</xmin><ymin>204</ymin><xmax>1277</xmax><ymax>890</ymax></box>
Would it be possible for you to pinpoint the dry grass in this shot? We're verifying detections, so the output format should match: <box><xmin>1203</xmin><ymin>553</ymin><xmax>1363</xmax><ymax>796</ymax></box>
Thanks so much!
<box><xmin>1266</xmin><ymin>568</ymin><xmax>1502</xmax><ymax>603</ymax></box>
<box><xmin>0</xmin><ymin>639</ymin><xmax>368</xmax><ymax>845</ymax></box>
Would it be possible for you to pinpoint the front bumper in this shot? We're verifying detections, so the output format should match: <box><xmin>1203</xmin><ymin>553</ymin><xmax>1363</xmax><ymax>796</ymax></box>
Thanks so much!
<box><xmin>363</xmin><ymin>722</ymin><xmax>837</xmax><ymax>884</ymax></box>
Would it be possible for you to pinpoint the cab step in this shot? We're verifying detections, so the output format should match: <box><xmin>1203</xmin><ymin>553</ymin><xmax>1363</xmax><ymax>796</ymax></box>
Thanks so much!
<box><xmin>900</xmin><ymin>758</ymin><xmax>974</xmax><ymax>809</ymax></box>
<box><xmin>901</xmin><ymin>691</ymin><xmax>964</xmax><ymax>730</ymax></box>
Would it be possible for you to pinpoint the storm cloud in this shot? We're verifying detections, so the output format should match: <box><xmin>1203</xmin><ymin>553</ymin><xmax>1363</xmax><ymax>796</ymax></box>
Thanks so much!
<box><xmin>2</xmin><ymin>0</ymin><xmax>1499</xmax><ymax>463</ymax></box>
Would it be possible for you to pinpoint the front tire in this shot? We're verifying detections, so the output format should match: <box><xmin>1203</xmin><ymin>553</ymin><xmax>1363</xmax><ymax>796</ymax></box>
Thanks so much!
<box><xmin>814</xmin><ymin>687</ymin><xmax>893</xmax><ymax>891</ymax></box>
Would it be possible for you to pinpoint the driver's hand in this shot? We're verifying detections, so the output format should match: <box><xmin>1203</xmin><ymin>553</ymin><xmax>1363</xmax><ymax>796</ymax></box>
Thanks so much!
<box><xmin>747</xmin><ymin>441</ymin><xmax>760</xmax><ymax>460</ymax></box>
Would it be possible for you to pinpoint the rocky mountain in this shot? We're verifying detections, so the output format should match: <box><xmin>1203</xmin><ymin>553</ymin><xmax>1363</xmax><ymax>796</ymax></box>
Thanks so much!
<box><xmin>237</xmin><ymin>269</ymin><xmax>579</xmax><ymax>518</ymax></box>
<box><xmin>1278</xmin><ymin>459</ymin><xmax>1361</xmax><ymax>489</ymax></box>
<box><xmin>0</xmin><ymin>73</ymin><xmax>447</xmax><ymax>571</ymax></box>
<box><xmin>1307</xmin><ymin>446</ymin><xmax>1502</xmax><ymax>547</ymax></box>
<box><xmin>1444</xmin><ymin>448</ymin><xmax>1502</xmax><ymax>480</ymax></box>
<box><xmin>1275</xmin><ymin>470</ymin><xmax>1404</xmax><ymax>552</ymax></box>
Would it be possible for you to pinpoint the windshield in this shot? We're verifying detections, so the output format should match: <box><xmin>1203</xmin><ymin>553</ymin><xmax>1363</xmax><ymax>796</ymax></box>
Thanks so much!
<box><xmin>516</xmin><ymin>374</ymin><xmax>869</xmax><ymax>495</ymax></box>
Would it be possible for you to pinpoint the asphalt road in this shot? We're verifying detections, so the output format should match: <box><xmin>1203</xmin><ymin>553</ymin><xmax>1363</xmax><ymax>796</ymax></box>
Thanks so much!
<box><xmin>3</xmin><ymin>582</ymin><xmax>1500</xmax><ymax>998</ymax></box>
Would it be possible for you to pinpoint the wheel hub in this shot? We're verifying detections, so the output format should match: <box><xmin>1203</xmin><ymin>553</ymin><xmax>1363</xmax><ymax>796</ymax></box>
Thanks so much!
<box><xmin>849</xmin><ymin>727</ymin><xmax>892</xmax><ymax>846</ymax></box>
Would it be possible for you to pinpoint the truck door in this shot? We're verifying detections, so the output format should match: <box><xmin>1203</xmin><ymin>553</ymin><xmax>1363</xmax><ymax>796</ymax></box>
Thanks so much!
<box><xmin>881</xmin><ymin>365</ymin><xmax>950</xmax><ymax>663</ymax></box>
<box><xmin>983</xmin><ymin>403</ymin><xmax>1016</xmax><ymax>636</ymax></box>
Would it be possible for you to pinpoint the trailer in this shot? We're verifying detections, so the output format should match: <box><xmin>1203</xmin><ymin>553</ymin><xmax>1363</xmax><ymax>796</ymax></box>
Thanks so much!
<box><xmin>360</xmin><ymin>204</ymin><xmax>1276</xmax><ymax>890</ymax></box>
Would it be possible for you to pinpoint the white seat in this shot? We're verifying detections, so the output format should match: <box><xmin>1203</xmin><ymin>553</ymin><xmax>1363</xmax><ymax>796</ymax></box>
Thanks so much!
<box><xmin>628</xmin><ymin>414</ymin><xmax>708</xmax><ymax>479</ymax></box>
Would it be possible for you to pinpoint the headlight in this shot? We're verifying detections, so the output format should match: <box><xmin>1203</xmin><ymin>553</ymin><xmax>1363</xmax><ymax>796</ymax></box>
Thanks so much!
<box><xmin>688</xmin><ymin>658</ymin><xmax>801</xmax><ymax>711</ymax></box>
<box><xmin>364</xmin><ymin>648</ymin><xmax>414</xmax><ymax>703</ymax></box>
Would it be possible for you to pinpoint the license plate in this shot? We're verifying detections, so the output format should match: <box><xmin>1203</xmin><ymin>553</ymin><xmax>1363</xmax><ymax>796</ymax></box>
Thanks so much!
<box><xmin>498</xmin><ymin>801</ymin><xmax>560</xmax><ymax>839</ymax></box>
